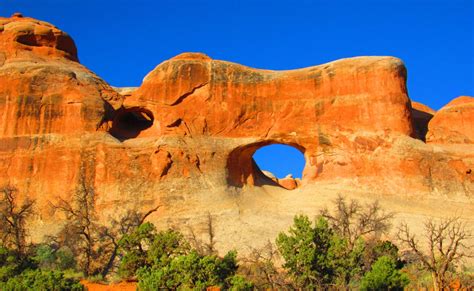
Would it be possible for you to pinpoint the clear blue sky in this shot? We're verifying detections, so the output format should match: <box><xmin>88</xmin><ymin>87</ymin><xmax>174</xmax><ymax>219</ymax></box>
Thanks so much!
<box><xmin>2</xmin><ymin>0</ymin><xmax>473</xmax><ymax>178</ymax></box>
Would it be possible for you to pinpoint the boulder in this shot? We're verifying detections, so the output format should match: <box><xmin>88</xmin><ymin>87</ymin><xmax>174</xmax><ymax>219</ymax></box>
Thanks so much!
<box><xmin>278</xmin><ymin>175</ymin><xmax>299</xmax><ymax>190</ymax></box>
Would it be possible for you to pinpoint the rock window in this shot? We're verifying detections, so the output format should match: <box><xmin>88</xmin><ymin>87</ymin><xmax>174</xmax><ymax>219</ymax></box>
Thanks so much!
<box><xmin>253</xmin><ymin>144</ymin><xmax>304</xmax><ymax>190</ymax></box>
<box><xmin>227</xmin><ymin>142</ymin><xmax>305</xmax><ymax>190</ymax></box>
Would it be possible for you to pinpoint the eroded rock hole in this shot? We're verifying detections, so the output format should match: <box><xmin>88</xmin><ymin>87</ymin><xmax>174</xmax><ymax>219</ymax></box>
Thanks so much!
<box><xmin>109</xmin><ymin>108</ymin><xmax>154</xmax><ymax>141</ymax></box>
<box><xmin>226</xmin><ymin>142</ymin><xmax>306</xmax><ymax>190</ymax></box>
<box><xmin>253</xmin><ymin>144</ymin><xmax>304</xmax><ymax>190</ymax></box>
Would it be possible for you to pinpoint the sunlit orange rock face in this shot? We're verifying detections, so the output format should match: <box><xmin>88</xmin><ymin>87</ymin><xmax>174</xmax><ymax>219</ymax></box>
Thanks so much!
<box><xmin>0</xmin><ymin>15</ymin><xmax>473</xmax><ymax>253</ymax></box>
<box><xmin>0</xmin><ymin>14</ymin><xmax>122</xmax><ymax>137</ymax></box>
<box><xmin>427</xmin><ymin>96</ymin><xmax>474</xmax><ymax>144</ymax></box>
<box><xmin>130</xmin><ymin>51</ymin><xmax>415</xmax><ymax>186</ymax></box>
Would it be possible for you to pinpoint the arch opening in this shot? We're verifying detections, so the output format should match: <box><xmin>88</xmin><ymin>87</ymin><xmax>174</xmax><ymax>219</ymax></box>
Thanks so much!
<box><xmin>226</xmin><ymin>141</ymin><xmax>306</xmax><ymax>190</ymax></box>
<box><xmin>253</xmin><ymin>144</ymin><xmax>305</xmax><ymax>190</ymax></box>
<box><xmin>254</xmin><ymin>144</ymin><xmax>305</xmax><ymax>178</ymax></box>
<box><xmin>109</xmin><ymin>107</ymin><xmax>154</xmax><ymax>141</ymax></box>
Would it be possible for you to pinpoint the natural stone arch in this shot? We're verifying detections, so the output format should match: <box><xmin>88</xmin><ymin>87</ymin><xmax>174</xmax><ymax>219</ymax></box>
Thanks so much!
<box><xmin>226</xmin><ymin>140</ymin><xmax>311</xmax><ymax>189</ymax></box>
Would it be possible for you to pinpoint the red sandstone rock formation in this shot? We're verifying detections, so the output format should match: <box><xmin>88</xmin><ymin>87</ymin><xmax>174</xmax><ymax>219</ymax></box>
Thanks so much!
<box><xmin>0</xmin><ymin>13</ymin><xmax>122</xmax><ymax>137</ymax></box>
<box><xmin>0</xmin><ymin>14</ymin><xmax>472</xmax><ymax>253</ymax></box>
<box><xmin>427</xmin><ymin>96</ymin><xmax>474</xmax><ymax>144</ymax></box>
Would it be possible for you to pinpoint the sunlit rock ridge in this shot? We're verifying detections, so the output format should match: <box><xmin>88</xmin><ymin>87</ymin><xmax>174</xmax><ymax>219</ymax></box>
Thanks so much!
<box><xmin>0</xmin><ymin>14</ymin><xmax>473</xmax><ymax>252</ymax></box>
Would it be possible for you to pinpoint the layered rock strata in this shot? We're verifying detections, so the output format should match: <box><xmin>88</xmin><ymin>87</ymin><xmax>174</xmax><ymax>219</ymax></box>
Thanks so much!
<box><xmin>0</xmin><ymin>14</ymin><xmax>472</xmax><ymax>253</ymax></box>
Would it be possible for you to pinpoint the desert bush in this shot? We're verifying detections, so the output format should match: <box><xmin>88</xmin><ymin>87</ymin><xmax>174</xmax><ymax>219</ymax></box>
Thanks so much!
<box><xmin>402</xmin><ymin>261</ymin><xmax>436</xmax><ymax>290</ymax></box>
<box><xmin>0</xmin><ymin>245</ymin><xmax>37</xmax><ymax>282</ymax></box>
<box><xmin>0</xmin><ymin>246</ymin><xmax>22</xmax><ymax>282</ymax></box>
<box><xmin>33</xmin><ymin>244</ymin><xmax>76</xmax><ymax>271</ymax></box>
<box><xmin>239</xmin><ymin>241</ymin><xmax>291</xmax><ymax>289</ymax></box>
<box><xmin>362</xmin><ymin>239</ymin><xmax>402</xmax><ymax>273</ymax></box>
<box><xmin>320</xmin><ymin>195</ymin><xmax>393</xmax><ymax>248</ymax></box>
<box><xmin>52</xmin><ymin>180</ymin><xmax>102</xmax><ymax>277</ymax></box>
<box><xmin>53</xmin><ymin>177</ymin><xmax>160</xmax><ymax>278</ymax></box>
<box><xmin>0</xmin><ymin>269</ymin><xmax>83</xmax><ymax>291</ymax></box>
<box><xmin>98</xmin><ymin>207</ymin><xmax>160</xmax><ymax>277</ymax></box>
<box><xmin>276</xmin><ymin>214</ymin><xmax>375</xmax><ymax>288</ymax></box>
<box><xmin>457</xmin><ymin>265</ymin><xmax>474</xmax><ymax>289</ymax></box>
<box><xmin>228</xmin><ymin>274</ymin><xmax>254</xmax><ymax>290</ymax></box>
<box><xmin>276</xmin><ymin>196</ymin><xmax>407</xmax><ymax>289</ymax></box>
<box><xmin>118</xmin><ymin>224</ymin><xmax>190</xmax><ymax>279</ymax></box>
<box><xmin>119</xmin><ymin>223</ymin><xmax>250</xmax><ymax>289</ymax></box>
<box><xmin>118</xmin><ymin>222</ymin><xmax>156</xmax><ymax>278</ymax></box>
<box><xmin>398</xmin><ymin>217</ymin><xmax>472</xmax><ymax>291</ymax></box>
<box><xmin>359</xmin><ymin>255</ymin><xmax>409</xmax><ymax>290</ymax></box>
<box><xmin>276</xmin><ymin>215</ymin><xmax>334</xmax><ymax>288</ymax></box>
<box><xmin>146</xmin><ymin>228</ymin><xmax>190</xmax><ymax>268</ymax></box>
<box><xmin>327</xmin><ymin>234</ymin><xmax>366</xmax><ymax>287</ymax></box>
<box><xmin>0</xmin><ymin>185</ymin><xmax>35</xmax><ymax>258</ymax></box>
<box><xmin>137</xmin><ymin>250</ymin><xmax>247</xmax><ymax>290</ymax></box>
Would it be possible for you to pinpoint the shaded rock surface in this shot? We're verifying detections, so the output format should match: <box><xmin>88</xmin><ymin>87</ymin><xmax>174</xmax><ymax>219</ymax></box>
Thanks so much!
<box><xmin>0</xmin><ymin>15</ymin><xmax>473</xmax><ymax>255</ymax></box>
<box><xmin>411</xmin><ymin>101</ymin><xmax>435</xmax><ymax>141</ymax></box>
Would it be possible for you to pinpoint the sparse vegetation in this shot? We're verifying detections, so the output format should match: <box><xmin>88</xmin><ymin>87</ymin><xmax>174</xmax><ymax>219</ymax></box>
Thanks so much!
<box><xmin>238</xmin><ymin>241</ymin><xmax>289</xmax><ymax>289</ymax></box>
<box><xmin>1</xmin><ymin>186</ymin><xmax>472</xmax><ymax>290</ymax></box>
<box><xmin>137</xmin><ymin>250</ymin><xmax>246</xmax><ymax>290</ymax></box>
<box><xmin>0</xmin><ymin>185</ymin><xmax>83</xmax><ymax>290</ymax></box>
<box><xmin>320</xmin><ymin>195</ymin><xmax>394</xmax><ymax>248</ymax></box>
<box><xmin>398</xmin><ymin>217</ymin><xmax>473</xmax><ymax>291</ymax></box>
<box><xmin>359</xmin><ymin>255</ymin><xmax>409</xmax><ymax>290</ymax></box>
<box><xmin>52</xmin><ymin>178</ymin><xmax>160</xmax><ymax>279</ymax></box>
<box><xmin>52</xmin><ymin>180</ymin><xmax>100</xmax><ymax>277</ymax></box>
<box><xmin>119</xmin><ymin>222</ymin><xmax>252</xmax><ymax>289</ymax></box>
<box><xmin>0</xmin><ymin>269</ymin><xmax>83</xmax><ymax>291</ymax></box>
<box><xmin>32</xmin><ymin>243</ymin><xmax>76</xmax><ymax>271</ymax></box>
<box><xmin>0</xmin><ymin>185</ymin><xmax>35</xmax><ymax>258</ymax></box>
<box><xmin>118</xmin><ymin>224</ymin><xmax>190</xmax><ymax>279</ymax></box>
<box><xmin>275</xmin><ymin>196</ymin><xmax>406</xmax><ymax>289</ymax></box>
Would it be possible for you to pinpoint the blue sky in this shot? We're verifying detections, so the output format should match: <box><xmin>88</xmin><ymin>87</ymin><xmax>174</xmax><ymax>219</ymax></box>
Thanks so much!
<box><xmin>2</xmin><ymin>0</ymin><xmax>472</xmax><ymax>178</ymax></box>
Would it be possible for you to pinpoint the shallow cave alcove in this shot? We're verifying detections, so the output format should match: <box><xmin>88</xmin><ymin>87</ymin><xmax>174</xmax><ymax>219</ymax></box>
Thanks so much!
<box><xmin>411</xmin><ymin>108</ymin><xmax>434</xmax><ymax>142</ymax></box>
<box><xmin>227</xmin><ymin>141</ymin><xmax>306</xmax><ymax>190</ymax></box>
<box><xmin>108</xmin><ymin>107</ymin><xmax>154</xmax><ymax>141</ymax></box>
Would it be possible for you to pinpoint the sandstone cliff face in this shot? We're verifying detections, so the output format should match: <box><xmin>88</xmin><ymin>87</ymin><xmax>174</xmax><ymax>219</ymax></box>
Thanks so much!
<box><xmin>0</xmin><ymin>15</ymin><xmax>473</xmax><ymax>254</ymax></box>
